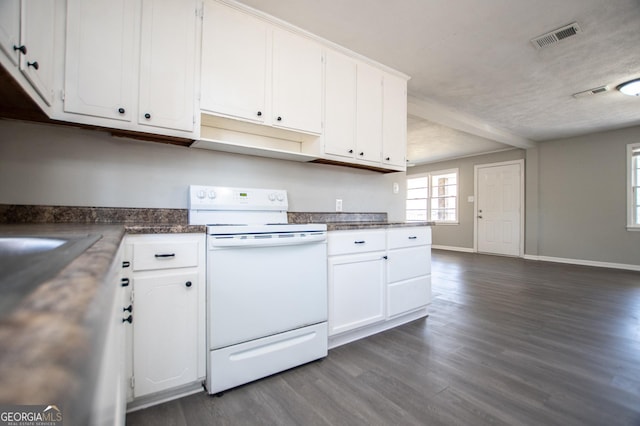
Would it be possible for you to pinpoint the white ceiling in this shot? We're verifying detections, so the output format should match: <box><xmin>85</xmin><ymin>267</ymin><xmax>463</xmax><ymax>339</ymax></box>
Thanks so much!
<box><xmin>235</xmin><ymin>0</ymin><xmax>640</xmax><ymax>164</ymax></box>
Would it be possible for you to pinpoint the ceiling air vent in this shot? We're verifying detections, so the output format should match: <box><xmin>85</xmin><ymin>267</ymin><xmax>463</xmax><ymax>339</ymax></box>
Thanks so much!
<box><xmin>572</xmin><ymin>85</ymin><xmax>609</xmax><ymax>99</ymax></box>
<box><xmin>531</xmin><ymin>22</ymin><xmax>582</xmax><ymax>49</ymax></box>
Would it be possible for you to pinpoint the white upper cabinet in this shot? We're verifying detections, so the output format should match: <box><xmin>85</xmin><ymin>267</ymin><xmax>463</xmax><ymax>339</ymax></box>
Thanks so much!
<box><xmin>355</xmin><ymin>62</ymin><xmax>383</xmax><ymax>164</ymax></box>
<box><xmin>62</xmin><ymin>0</ymin><xmax>197</xmax><ymax>136</ymax></box>
<box><xmin>21</xmin><ymin>0</ymin><xmax>56</xmax><ymax>106</ymax></box>
<box><xmin>0</xmin><ymin>0</ymin><xmax>56</xmax><ymax>106</ymax></box>
<box><xmin>200</xmin><ymin>0</ymin><xmax>267</xmax><ymax>123</ymax></box>
<box><xmin>271</xmin><ymin>29</ymin><xmax>323</xmax><ymax>134</ymax></box>
<box><xmin>382</xmin><ymin>73</ymin><xmax>407</xmax><ymax>168</ymax></box>
<box><xmin>0</xmin><ymin>0</ymin><xmax>20</xmax><ymax>66</ymax></box>
<box><xmin>64</xmin><ymin>0</ymin><xmax>137</xmax><ymax>122</ymax></box>
<box><xmin>323</xmin><ymin>50</ymin><xmax>357</xmax><ymax>159</ymax></box>
<box><xmin>138</xmin><ymin>0</ymin><xmax>196</xmax><ymax>132</ymax></box>
<box><xmin>200</xmin><ymin>0</ymin><xmax>323</xmax><ymax>135</ymax></box>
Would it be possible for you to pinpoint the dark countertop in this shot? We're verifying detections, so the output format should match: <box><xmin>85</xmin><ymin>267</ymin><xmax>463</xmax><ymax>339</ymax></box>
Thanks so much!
<box><xmin>324</xmin><ymin>221</ymin><xmax>432</xmax><ymax>231</ymax></box>
<box><xmin>0</xmin><ymin>223</ymin><xmax>126</xmax><ymax>425</ymax></box>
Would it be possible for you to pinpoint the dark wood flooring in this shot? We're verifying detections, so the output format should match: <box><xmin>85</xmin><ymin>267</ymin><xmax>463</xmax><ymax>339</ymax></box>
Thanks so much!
<box><xmin>126</xmin><ymin>250</ymin><xmax>640</xmax><ymax>425</ymax></box>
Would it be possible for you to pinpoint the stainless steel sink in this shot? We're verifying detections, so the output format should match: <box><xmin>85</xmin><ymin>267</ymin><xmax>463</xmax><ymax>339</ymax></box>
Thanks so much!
<box><xmin>0</xmin><ymin>234</ymin><xmax>102</xmax><ymax>318</ymax></box>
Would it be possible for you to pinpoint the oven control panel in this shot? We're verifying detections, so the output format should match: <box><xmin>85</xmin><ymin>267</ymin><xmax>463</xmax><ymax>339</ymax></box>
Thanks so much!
<box><xmin>189</xmin><ymin>185</ymin><xmax>288</xmax><ymax>211</ymax></box>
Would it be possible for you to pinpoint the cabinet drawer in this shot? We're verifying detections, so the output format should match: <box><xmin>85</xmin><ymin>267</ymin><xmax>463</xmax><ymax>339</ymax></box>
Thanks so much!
<box><xmin>387</xmin><ymin>227</ymin><xmax>431</xmax><ymax>249</ymax></box>
<box><xmin>387</xmin><ymin>275</ymin><xmax>431</xmax><ymax>318</ymax></box>
<box><xmin>328</xmin><ymin>230</ymin><xmax>386</xmax><ymax>256</ymax></box>
<box><xmin>132</xmin><ymin>240</ymin><xmax>199</xmax><ymax>271</ymax></box>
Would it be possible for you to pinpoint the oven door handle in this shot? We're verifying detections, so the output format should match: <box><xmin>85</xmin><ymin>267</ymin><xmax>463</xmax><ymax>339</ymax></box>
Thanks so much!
<box><xmin>209</xmin><ymin>233</ymin><xmax>326</xmax><ymax>248</ymax></box>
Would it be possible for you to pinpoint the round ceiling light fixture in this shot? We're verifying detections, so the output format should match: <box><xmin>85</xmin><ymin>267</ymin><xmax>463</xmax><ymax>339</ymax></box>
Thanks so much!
<box><xmin>617</xmin><ymin>78</ymin><xmax>640</xmax><ymax>96</ymax></box>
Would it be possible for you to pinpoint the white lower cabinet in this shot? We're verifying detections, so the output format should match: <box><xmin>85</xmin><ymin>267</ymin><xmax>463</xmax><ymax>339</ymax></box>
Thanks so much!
<box><xmin>124</xmin><ymin>233</ymin><xmax>205</xmax><ymax>404</ymax></box>
<box><xmin>328</xmin><ymin>252</ymin><xmax>386</xmax><ymax>335</ymax></box>
<box><xmin>328</xmin><ymin>227</ymin><xmax>431</xmax><ymax>347</ymax></box>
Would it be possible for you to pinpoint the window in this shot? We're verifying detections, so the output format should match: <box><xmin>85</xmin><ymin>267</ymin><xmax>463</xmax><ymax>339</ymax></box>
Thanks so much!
<box><xmin>407</xmin><ymin>169</ymin><xmax>458</xmax><ymax>223</ymax></box>
<box><xmin>628</xmin><ymin>143</ymin><xmax>640</xmax><ymax>230</ymax></box>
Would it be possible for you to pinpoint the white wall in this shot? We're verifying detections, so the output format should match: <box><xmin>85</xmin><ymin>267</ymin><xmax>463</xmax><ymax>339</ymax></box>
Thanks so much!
<box><xmin>0</xmin><ymin>120</ymin><xmax>407</xmax><ymax>219</ymax></box>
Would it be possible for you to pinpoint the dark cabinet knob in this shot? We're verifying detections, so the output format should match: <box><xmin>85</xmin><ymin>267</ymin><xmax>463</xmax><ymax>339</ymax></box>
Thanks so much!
<box><xmin>122</xmin><ymin>261</ymin><xmax>130</xmax><ymax>268</ymax></box>
<box><xmin>257</xmin><ymin>111</ymin><xmax>262</xmax><ymax>116</ymax></box>
<box><xmin>13</xmin><ymin>45</ymin><xmax>26</xmax><ymax>54</ymax></box>
<box><xmin>123</xmin><ymin>305</ymin><xmax>133</xmax><ymax>313</ymax></box>
<box><xmin>359</xmin><ymin>152</ymin><xmax>364</xmax><ymax>156</ymax></box>
<box><xmin>277</xmin><ymin>116</ymin><xmax>282</xmax><ymax>121</ymax></box>
<box><xmin>185</xmin><ymin>281</ymin><xmax>192</xmax><ymax>288</ymax></box>
<box><xmin>348</xmin><ymin>149</ymin><xmax>353</xmax><ymax>154</ymax></box>
<box><xmin>121</xmin><ymin>278</ymin><xmax>130</xmax><ymax>287</ymax></box>
<box><xmin>118</xmin><ymin>107</ymin><xmax>126</xmax><ymax>114</ymax></box>
<box><xmin>382</xmin><ymin>255</ymin><xmax>388</xmax><ymax>260</ymax></box>
<box><xmin>144</xmin><ymin>113</ymin><xmax>151</xmax><ymax>119</ymax></box>
<box><xmin>385</xmin><ymin>157</ymin><xmax>390</xmax><ymax>161</ymax></box>
<box><xmin>122</xmin><ymin>315</ymin><xmax>133</xmax><ymax>324</ymax></box>
<box><xmin>27</xmin><ymin>61</ymin><xmax>39</xmax><ymax>70</ymax></box>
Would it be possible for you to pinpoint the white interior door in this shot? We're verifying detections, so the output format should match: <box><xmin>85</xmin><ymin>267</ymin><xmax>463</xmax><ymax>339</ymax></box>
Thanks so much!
<box><xmin>476</xmin><ymin>162</ymin><xmax>522</xmax><ymax>256</ymax></box>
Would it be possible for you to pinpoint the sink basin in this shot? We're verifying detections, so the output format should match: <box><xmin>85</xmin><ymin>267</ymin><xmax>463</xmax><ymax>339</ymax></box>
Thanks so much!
<box><xmin>0</xmin><ymin>234</ymin><xmax>102</xmax><ymax>319</ymax></box>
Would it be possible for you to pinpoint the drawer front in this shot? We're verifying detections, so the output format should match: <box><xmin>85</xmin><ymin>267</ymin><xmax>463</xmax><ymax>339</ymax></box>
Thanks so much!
<box><xmin>387</xmin><ymin>227</ymin><xmax>431</xmax><ymax>249</ymax></box>
<box><xmin>387</xmin><ymin>275</ymin><xmax>431</xmax><ymax>318</ymax></box>
<box><xmin>133</xmin><ymin>240</ymin><xmax>199</xmax><ymax>271</ymax></box>
<box><xmin>387</xmin><ymin>245</ymin><xmax>431</xmax><ymax>283</ymax></box>
<box><xmin>328</xmin><ymin>230</ymin><xmax>386</xmax><ymax>256</ymax></box>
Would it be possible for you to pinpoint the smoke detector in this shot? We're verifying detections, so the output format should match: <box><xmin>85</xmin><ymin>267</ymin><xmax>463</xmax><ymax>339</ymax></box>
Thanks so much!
<box><xmin>531</xmin><ymin>22</ymin><xmax>582</xmax><ymax>49</ymax></box>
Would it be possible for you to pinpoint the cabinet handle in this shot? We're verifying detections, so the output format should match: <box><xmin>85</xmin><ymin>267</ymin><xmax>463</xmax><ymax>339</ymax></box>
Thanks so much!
<box><xmin>257</xmin><ymin>111</ymin><xmax>262</xmax><ymax>117</ymax></box>
<box><xmin>385</xmin><ymin>157</ymin><xmax>390</xmax><ymax>161</ymax></box>
<box><xmin>122</xmin><ymin>315</ymin><xmax>133</xmax><ymax>324</ymax></box>
<box><xmin>27</xmin><ymin>61</ymin><xmax>39</xmax><ymax>70</ymax></box>
<box><xmin>122</xmin><ymin>261</ymin><xmax>130</xmax><ymax>268</ymax></box>
<box><xmin>354</xmin><ymin>240</ymin><xmax>365</xmax><ymax>244</ymax></box>
<box><xmin>359</xmin><ymin>152</ymin><xmax>364</xmax><ymax>156</ymax></box>
<box><xmin>13</xmin><ymin>45</ymin><xmax>26</xmax><ymax>54</ymax></box>
<box><xmin>123</xmin><ymin>305</ymin><xmax>133</xmax><ymax>313</ymax></box>
<box><xmin>277</xmin><ymin>116</ymin><xmax>282</xmax><ymax>121</ymax></box>
<box><xmin>118</xmin><ymin>107</ymin><xmax>126</xmax><ymax>114</ymax></box>
<box><xmin>408</xmin><ymin>236</ymin><xmax>417</xmax><ymax>240</ymax></box>
<box><xmin>155</xmin><ymin>253</ymin><xmax>176</xmax><ymax>258</ymax></box>
<box><xmin>121</xmin><ymin>278</ymin><xmax>130</xmax><ymax>287</ymax></box>
<box><xmin>144</xmin><ymin>113</ymin><xmax>151</xmax><ymax>120</ymax></box>
<box><xmin>185</xmin><ymin>281</ymin><xmax>192</xmax><ymax>288</ymax></box>
<box><xmin>348</xmin><ymin>149</ymin><xmax>353</xmax><ymax>154</ymax></box>
<box><xmin>382</xmin><ymin>255</ymin><xmax>388</xmax><ymax>260</ymax></box>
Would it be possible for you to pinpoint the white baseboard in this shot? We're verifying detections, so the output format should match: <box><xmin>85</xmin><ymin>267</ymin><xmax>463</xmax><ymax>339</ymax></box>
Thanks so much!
<box><xmin>432</xmin><ymin>245</ymin><xmax>475</xmax><ymax>253</ymax></box>
<box><xmin>523</xmin><ymin>254</ymin><xmax>640</xmax><ymax>272</ymax></box>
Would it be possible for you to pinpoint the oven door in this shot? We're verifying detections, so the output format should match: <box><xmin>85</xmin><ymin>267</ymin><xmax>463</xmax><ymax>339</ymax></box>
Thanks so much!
<box><xmin>208</xmin><ymin>233</ymin><xmax>327</xmax><ymax>350</ymax></box>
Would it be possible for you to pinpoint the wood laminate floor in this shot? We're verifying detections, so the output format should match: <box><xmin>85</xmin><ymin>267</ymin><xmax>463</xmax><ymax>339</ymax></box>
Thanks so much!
<box><xmin>126</xmin><ymin>250</ymin><xmax>640</xmax><ymax>426</ymax></box>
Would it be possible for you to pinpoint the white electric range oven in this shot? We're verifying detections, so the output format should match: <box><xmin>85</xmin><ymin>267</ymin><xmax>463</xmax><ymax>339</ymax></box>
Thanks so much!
<box><xmin>188</xmin><ymin>185</ymin><xmax>328</xmax><ymax>394</ymax></box>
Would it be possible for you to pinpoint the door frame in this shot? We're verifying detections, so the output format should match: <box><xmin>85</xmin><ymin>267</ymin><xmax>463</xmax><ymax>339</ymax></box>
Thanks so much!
<box><xmin>473</xmin><ymin>159</ymin><xmax>525</xmax><ymax>256</ymax></box>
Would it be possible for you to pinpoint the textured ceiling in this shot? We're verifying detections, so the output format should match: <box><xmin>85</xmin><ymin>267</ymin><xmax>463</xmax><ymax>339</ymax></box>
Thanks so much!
<box><xmin>236</xmin><ymin>0</ymin><xmax>640</xmax><ymax>164</ymax></box>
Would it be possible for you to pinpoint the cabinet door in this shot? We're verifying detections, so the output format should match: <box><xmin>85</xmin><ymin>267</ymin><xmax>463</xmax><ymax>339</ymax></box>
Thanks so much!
<box><xmin>133</xmin><ymin>270</ymin><xmax>199</xmax><ymax>397</ymax></box>
<box><xmin>138</xmin><ymin>0</ymin><xmax>196</xmax><ymax>132</ymax></box>
<box><xmin>388</xmin><ymin>275</ymin><xmax>431</xmax><ymax>318</ymax></box>
<box><xmin>20</xmin><ymin>0</ymin><xmax>55</xmax><ymax>106</ymax></box>
<box><xmin>355</xmin><ymin>61</ymin><xmax>382</xmax><ymax>163</ymax></box>
<box><xmin>387</xmin><ymin>245</ymin><xmax>431</xmax><ymax>283</ymax></box>
<box><xmin>324</xmin><ymin>50</ymin><xmax>356</xmax><ymax>158</ymax></box>
<box><xmin>64</xmin><ymin>0</ymin><xmax>137</xmax><ymax>121</ymax></box>
<box><xmin>328</xmin><ymin>253</ymin><xmax>385</xmax><ymax>335</ymax></box>
<box><xmin>201</xmin><ymin>0</ymin><xmax>267</xmax><ymax>123</ymax></box>
<box><xmin>272</xmin><ymin>28</ymin><xmax>322</xmax><ymax>134</ymax></box>
<box><xmin>382</xmin><ymin>73</ymin><xmax>407</xmax><ymax>168</ymax></box>
<box><xmin>0</xmin><ymin>0</ymin><xmax>20</xmax><ymax>65</ymax></box>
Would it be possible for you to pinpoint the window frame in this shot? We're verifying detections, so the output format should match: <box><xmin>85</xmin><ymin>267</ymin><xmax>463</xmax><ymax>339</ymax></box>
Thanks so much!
<box><xmin>628</xmin><ymin>142</ymin><xmax>640</xmax><ymax>231</ymax></box>
<box><xmin>406</xmin><ymin>168</ymin><xmax>459</xmax><ymax>224</ymax></box>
